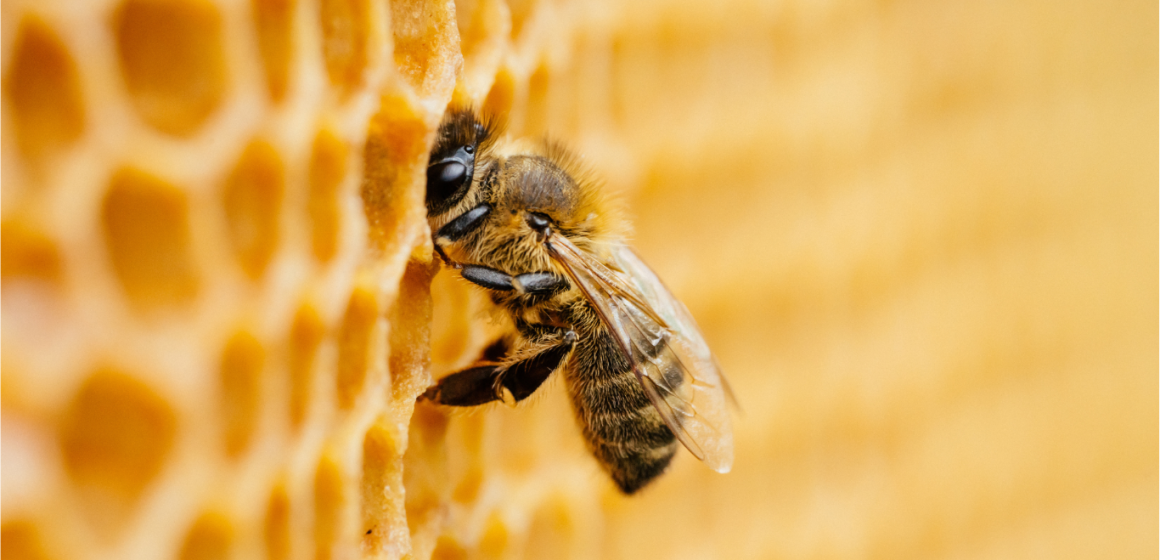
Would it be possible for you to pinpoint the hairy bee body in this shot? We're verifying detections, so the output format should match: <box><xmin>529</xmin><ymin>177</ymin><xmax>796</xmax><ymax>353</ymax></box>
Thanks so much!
<box><xmin>568</xmin><ymin>324</ymin><xmax>681</xmax><ymax>491</ymax></box>
<box><xmin>422</xmin><ymin>109</ymin><xmax>729</xmax><ymax>494</ymax></box>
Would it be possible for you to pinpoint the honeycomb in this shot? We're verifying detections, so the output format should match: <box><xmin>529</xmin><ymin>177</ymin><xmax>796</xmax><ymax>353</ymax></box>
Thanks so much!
<box><xmin>1</xmin><ymin>0</ymin><xmax>1155</xmax><ymax>559</ymax></box>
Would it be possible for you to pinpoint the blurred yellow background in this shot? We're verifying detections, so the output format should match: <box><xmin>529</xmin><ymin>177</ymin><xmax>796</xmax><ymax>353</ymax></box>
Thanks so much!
<box><xmin>593</xmin><ymin>1</ymin><xmax>1158</xmax><ymax>558</ymax></box>
<box><xmin>2</xmin><ymin>0</ymin><xmax>1155</xmax><ymax>558</ymax></box>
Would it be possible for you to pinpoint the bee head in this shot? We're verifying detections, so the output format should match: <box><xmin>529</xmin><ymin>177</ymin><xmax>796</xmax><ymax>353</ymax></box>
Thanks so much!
<box><xmin>482</xmin><ymin>144</ymin><xmax>623</xmax><ymax>266</ymax></box>
<box><xmin>498</xmin><ymin>155</ymin><xmax>585</xmax><ymax>233</ymax></box>
<box><xmin>425</xmin><ymin>108</ymin><xmax>623</xmax><ymax>273</ymax></box>
<box><xmin>425</xmin><ymin>108</ymin><xmax>496</xmax><ymax>217</ymax></box>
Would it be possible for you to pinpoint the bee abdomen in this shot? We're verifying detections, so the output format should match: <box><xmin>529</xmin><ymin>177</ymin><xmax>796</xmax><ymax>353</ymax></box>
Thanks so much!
<box><xmin>587</xmin><ymin>404</ymin><xmax>676</xmax><ymax>448</ymax></box>
<box><xmin>574</xmin><ymin>372</ymin><xmax>680</xmax><ymax>494</ymax></box>
<box><xmin>591</xmin><ymin>438</ymin><xmax>678</xmax><ymax>494</ymax></box>
<box><xmin>567</xmin><ymin>324</ymin><xmax>686</xmax><ymax>493</ymax></box>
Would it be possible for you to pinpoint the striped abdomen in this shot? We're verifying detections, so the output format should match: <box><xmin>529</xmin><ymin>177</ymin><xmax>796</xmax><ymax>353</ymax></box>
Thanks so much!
<box><xmin>565</xmin><ymin>323</ymin><xmax>681</xmax><ymax>494</ymax></box>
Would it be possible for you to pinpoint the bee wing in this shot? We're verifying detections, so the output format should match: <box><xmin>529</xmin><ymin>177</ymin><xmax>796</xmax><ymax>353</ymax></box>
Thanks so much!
<box><xmin>610</xmin><ymin>246</ymin><xmax>741</xmax><ymax>412</ymax></box>
<box><xmin>545</xmin><ymin>236</ymin><xmax>735</xmax><ymax>473</ymax></box>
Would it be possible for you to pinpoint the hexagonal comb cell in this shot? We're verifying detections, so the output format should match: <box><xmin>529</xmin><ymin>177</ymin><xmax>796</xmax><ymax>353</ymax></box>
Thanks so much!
<box><xmin>453</xmin><ymin>0</ymin><xmax>508</xmax><ymax>96</ymax></box>
<box><xmin>318</xmin><ymin>0</ymin><xmax>371</xmax><ymax>93</ymax></box>
<box><xmin>360</xmin><ymin>423</ymin><xmax>399</xmax><ymax>553</ymax></box>
<box><xmin>507</xmin><ymin>0</ymin><xmax>534</xmax><ymax>40</ymax></box>
<box><xmin>308</xmin><ymin>128</ymin><xmax>348</xmax><ymax>263</ymax></box>
<box><xmin>455</xmin><ymin>0</ymin><xmax>502</xmax><ymax>61</ymax></box>
<box><xmin>252</xmin><ymin>0</ymin><xmax>296</xmax><ymax>102</ymax></box>
<box><xmin>389</xmin><ymin>261</ymin><xmax>436</xmax><ymax>400</ymax></box>
<box><xmin>482</xmin><ymin>68</ymin><xmax>515</xmax><ymax>122</ymax></box>
<box><xmin>3</xmin><ymin>16</ymin><xmax>85</xmax><ymax>160</ymax></box>
<box><xmin>264</xmin><ymin>485</ymin><xmax>291</xmax><ymax>560</ymax></box>
<box><xmin>222</xmin><ymin>140</ymin><xmax>284</xmax><ymax>280</ymax></box>
<box><xmin>1</xmin><ymin>220</ymin><xmax>62</xmax><ymax>283</ymax></box>
<box><xmin>335</xmin><ymin>286</ymin><xmax>377</xmax><ymax>409</ymax></box>
<box><xmin>1</xmin><ymin>520</ymin><xmax>55</xmax><ymax>560</ymax></box>
<box><xmin>523</xmin><ymin>63</ymin><xmax>551</xmax><ymax>135</ymax></box>
<box><xmin>102</xmin><ymin>167</ymin><xmax>199</xmax><ymax>309</ymax></box>
<box><xmin>390</xmin><ymin>0</ymin><xmax>459</xmax><ymax>96</ymax></box>
<box><xmin>479</xmin><ymin>512</ymin><xmax>510</xmax><ymax>557</ymax></box>
<box><xmin>430</xmin><ymin>535</ymin><xmax>468</xmax><ymax>560</ymax></box>
<box><xmin>114</xmin><ymin>0</ymin><xmax>227</xmax><ymax>136</ymax></box>
<box><xmin>313</xmin><ymin>456</ymin><xmax>348</xmax><ymax>560</ymax></box>
<box><xmin>288</xmin><ymin>304</ymin><xmax>325</xmax><ymax>428</ymax></box>
<box><xmin>178</xmin><ymin>512</ymin><xmax>234</xmax><ymax>560</ymax></box>
<box><xmin>360</xmin><ymin>96</ymin><xmax>428</xmax><ymax>250</ymax></box>
<box><xmin>58</xmin><ymin>370</ymin><xmax>177</xmax><ymax>537</ymax></box>
<box><xmin>403</xmin><ymin>404</ymin><xmax>450</xmax><ymax>542</ymax></box>
<box><xmin>219</xmin><ymin>330</ymin><xmax>265</xmax><ymax>457</ymax></box>
<box><xmin>523</xmin><ymin>498</ymin><xmax>577</xmax><ymax>559</ymax></box>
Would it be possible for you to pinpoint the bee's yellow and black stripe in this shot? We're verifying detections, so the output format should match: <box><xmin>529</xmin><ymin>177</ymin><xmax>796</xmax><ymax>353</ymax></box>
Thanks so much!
<box><xmin>565</xmin><ymin>312</ymin><xmax>681</xmax><ymax>494</ymax></box>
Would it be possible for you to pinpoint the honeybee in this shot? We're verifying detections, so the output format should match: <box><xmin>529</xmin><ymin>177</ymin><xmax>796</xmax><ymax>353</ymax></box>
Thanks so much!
<box><xmin>419</xmin><ymin>108</ymin><xmax>734</xmax><ymax>493</ymax></box>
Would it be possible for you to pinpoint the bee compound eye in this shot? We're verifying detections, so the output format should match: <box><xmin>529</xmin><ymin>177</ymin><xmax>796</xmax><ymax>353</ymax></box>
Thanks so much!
<box><xmin>433</xmin><ymin>161</ymin><xmax>466</xmax><ymax>185</ymax></box>
<box><xmin>426</xmin><ymin>160</ymin><xmax>468</xmax><ymax>207</ymax></box>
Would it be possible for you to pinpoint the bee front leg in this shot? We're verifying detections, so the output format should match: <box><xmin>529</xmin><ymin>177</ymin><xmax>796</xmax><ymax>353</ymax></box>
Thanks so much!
<box><xmin>435</xmin><ymin>204</ymin><xmax>491</xmax><ymax>242</ymax></box>
<box><xmin>433</xmin><ymin>205</ymin><xmax>491</xmax><ymax>268</ymax></box>
<box><xmin>501</xmin><ymin>330</ymin><xmax>577</xmax><ymax>401</ymax></box>
<box><xmin>458</xmin><ymin>267</ymin><xmax>569</xmax><ymax>297</ymax></box>
<box><xmin>460</xmin><ymin>265</ymin><xmax>516</xmax><ymax>291</ymax></box>
<box><xmin>421</xmin><ymin>330</ymin><xmax>577</xmax><ymax>406</ymax></box>
<box><xmin>512</xmin><ymin>272</ymin><xmax>568</xmax><ymax>295</ymax></box>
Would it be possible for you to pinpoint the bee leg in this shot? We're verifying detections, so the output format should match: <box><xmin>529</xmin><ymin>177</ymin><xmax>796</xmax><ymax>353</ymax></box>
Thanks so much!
<box><xmin>420</xmin><ymin>364</ymin><xmax>504</xmax><ymax>406</ymax></box>
<box><xmin>435</xmin><ymin>204</ymin><xmax>491</xmax><ymax>242</ymax></box>
<box><xmin>512</xmin><ymin>272</ymin><xmax>569</xmax><ymax>295</ymax></box>
<box><xmin>460</xmin><ymin>265</ymin><xmax>515</xmax><ymax>291</ymax></box>
<box><xmin>432</xmin><ymin>205</ymin><xmax>491</xmax><ymax>268</ymax></box>
<box><xmin>500</xmin><ymin>331</ymin><xmax>576</xmax><ymax>401</ymax></box>
<box><xmin>421</xmin><ymin>331</ymin><xmax>577</xmax><ymax>406</ymax></box>
<box><xmin>459</xmin><ymin>267</ymin><xmax>568</xmax><ymax>295</ymax></box>
<box><xmin>433</xmin><ymin>205</ymin><xmax>491</xmax><ymax>268</ymax></box>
